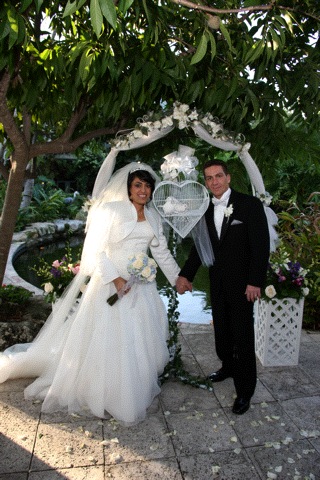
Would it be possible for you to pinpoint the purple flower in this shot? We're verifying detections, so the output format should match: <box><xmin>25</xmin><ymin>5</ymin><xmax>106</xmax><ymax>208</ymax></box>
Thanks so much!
<box><xmin>288</xmin><ymin>261</ymin><xmax>301</xmax><ymax>277</ymax></box>
<box><xmin>50</xmin><ymin>267</ymin><xmax>62</xmax><ymax>278</ymax></box>
<box><xmin>278</xmin><ymin>275</ymin><xmax>286</xmax><ymax>283</ymax></box>
<box><xmin>293</xmin><ymin>276</ymin><xmax>303</xmax><ymax>287</ymax></box>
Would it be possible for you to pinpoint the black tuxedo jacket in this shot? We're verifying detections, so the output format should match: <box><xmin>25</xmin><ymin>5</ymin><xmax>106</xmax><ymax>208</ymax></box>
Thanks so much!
<box><xmin>180</xmin><ymin>189</ymin><xmax>270</xmax><ymax>298</ymax></box>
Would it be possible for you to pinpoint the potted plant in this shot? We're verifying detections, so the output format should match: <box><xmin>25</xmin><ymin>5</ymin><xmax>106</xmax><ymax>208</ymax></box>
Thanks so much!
<box><xmin>254</xmin><ymin>244</ymin><xmax>309</xmax><ymax>367</ymax></box>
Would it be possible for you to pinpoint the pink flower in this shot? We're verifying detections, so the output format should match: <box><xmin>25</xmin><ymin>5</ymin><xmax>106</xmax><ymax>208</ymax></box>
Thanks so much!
<box><xmin>52</xmin><ymin>260</ymin><xmax>61</xmax><ymax>268</ymax></box>
<box><xmin>71</xmin><ymin>264</ymin><xmax>80</xmax><ymax>275</ymax></box>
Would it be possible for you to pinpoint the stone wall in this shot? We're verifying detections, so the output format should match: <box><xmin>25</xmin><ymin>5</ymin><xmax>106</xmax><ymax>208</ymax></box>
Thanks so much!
<box><xmin>0</xmin><ymin>296</ymin><xmax>52</xmax><ymax>351</ymax></box>
<box><xmin>4</xmin><ymin>219</ymin><xmax>85</xmax><ymax>295</ymax></box>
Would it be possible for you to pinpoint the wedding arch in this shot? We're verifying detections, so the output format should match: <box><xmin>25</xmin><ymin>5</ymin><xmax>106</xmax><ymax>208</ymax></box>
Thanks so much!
<box><xmin>93</xmin><ymin>102</ymin><xmax>265</xmax><ymax>195</ymax></box>
<box><xmin>91</xmin><ymin>102</ymin><xmax>277</xmax><ymax>249</ymax></box>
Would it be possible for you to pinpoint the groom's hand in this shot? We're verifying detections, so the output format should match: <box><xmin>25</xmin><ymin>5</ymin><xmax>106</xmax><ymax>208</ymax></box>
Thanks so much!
<box><xmin>176</xmin><ymin>276</ymin><xmax>193</xmax><ymax>294</ymax></box>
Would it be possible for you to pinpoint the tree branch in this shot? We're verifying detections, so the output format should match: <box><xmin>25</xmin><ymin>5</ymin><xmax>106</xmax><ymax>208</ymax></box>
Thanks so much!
<box><xmin>169</xmin><ymin>0</ymin><xmax>320</xmax><ymax>22</ymax></box>
<box><xmin>23</xmin><ymin>108</ymin><xmax>32</xmax><ymax>145</ymax></box>
<box><xmin>59</xmin><ymin>95</ymin><xmax>91</xmax><ymax>143</ymax></box>
<box><xmin>0</xmin><ymin>70</ymin><xmax>28</xmax><ymax>153</ymax></box>
<box><xmin>30</xmin><ymin>124</ymin><xmax>124</xmax><ymax>157</ymax></box>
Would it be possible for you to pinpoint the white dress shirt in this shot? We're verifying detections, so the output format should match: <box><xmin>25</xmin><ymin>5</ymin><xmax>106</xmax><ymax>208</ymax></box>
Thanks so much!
<box><xmin>212</xmin><ymin>188</ymin><xmax>231</xmax><ymax>237</ymax></box>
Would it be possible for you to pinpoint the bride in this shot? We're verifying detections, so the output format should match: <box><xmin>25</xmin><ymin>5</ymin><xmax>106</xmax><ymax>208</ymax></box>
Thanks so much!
<box><xmin>0</xmin><ymin>162</ymin><xmax>180</xmax><ymax>426</ymax></box>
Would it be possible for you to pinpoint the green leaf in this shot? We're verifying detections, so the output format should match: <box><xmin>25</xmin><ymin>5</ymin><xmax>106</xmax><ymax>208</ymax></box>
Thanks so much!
<box><xmin>207</xmin><ymin>31</ymin><xmax>216</xmax><ymax>61</ymax></box>
<box><xmin>34</xmin><ymin>0</ymin><xmax>44</xmax><ymax>14</ymax></box>
<box><xmin>142</xmin><ymin>0</ymin><xmax>151</xmax><ymax>24</ymax></box>
<box><xmin>17</xmin><ymin>14</ymin><xmax>26</xmax><ymax>44</ymax></box>
<box><xmin>188</xmin><ymin>79</ymin><xmax>203</xmax><ymax>103</ymax></box>
<box><xmin>99</xmin><ymin>0</ymin><xmax>117</xmax><ymax>30</ymax></box>
<box><xmin>190</xmin><ymin>33</ymin><xmax>208</xmax><ymax>66</ymax></box>
<box><xmin>19</xmin><ymin>0</ymin><xmax>33</xmax><ymax>13</ymax></box>
<box><xmin>118</xmin><ymin>0</ymin><xmax>134</xmax><ymax>14</ymax></box>
<box><xmin>119</xmin><ymin>78</ymin><xmax>131</xmax><ymax>106</ymax></box>
<box><xmin>131</xmin><ymin>71</ymin><xmax>142</xmax><ymax>97</ymax></box>
<box><xmin>90</xmin><ymin>0</ymin><xmax>103</xmax><ymax>37</ymax></box>
<box><xmin>239</xmin><ymin>105</ymin><xmax>248</xmax><ymax>121</ymax></box>
<box><xmin>63</xmin><ymin>0</ymin><xmax>86</xmax><ymax>18</ymax></box>
<box><xmin>0</xmin><ymin>18</ymin><xmax>11</xmax><ymax>41</ymax></box>
<box><xmin>219</xmin><ymin>21</ymin><xmax>232</xmax><ymax>51</ymax></box>
<box><xmin>7</xmin><ymin>9</ymin><xmax>18</xmax><ymax>49</ymax></box>
<box><xmin>227</xmin><ymin>76</ymin><xmax>238</xmax><ymax>100</ymax></box>
<box><xmin>284</xmin><ymin>12</ymin><xmax>298</xmax><ymax>33</ymax></box>
<box><xmin>270</xmin><ymin>28</ymin><xmax>281</xmax><ymax>51</ymax></box>
<box><xmin>79</xmin><ymin>50</ymin><xmax>94</xmax><ymax>82</ymax></box>
<box><xmin>247</xmin><ymin>89</ymin><xmax>260</xmax><ymax>118</ymax></box>
<box><xmin>244</xmin><ymin>39</ymin><xmax>264</xmax><ymax>64</ymax></box>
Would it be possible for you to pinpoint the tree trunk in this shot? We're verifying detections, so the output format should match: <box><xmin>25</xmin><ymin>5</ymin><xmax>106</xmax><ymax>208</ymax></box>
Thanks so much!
<box><xmin>20</xmin><ymin>178</ymin><xmax>34</xmax><ymax>209</ymax></box>
<box><xmin>0</xmin><ymin>151</ymin><xmax>29</xmax><ymax>284</ymax></box>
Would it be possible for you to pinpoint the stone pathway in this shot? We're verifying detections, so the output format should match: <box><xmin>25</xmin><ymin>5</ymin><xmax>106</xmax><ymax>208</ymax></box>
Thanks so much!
<box><xmin>1</xmin><ymin>324</ymin><xmax>319</xmax><ymax>479</ymax></box>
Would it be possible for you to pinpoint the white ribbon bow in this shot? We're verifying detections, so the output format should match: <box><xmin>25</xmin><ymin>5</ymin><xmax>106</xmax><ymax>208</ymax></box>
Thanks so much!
<box><xmin>212</xmin><ymin>197</ymin><xmax>228</xmax><ymax>207</ymax></box>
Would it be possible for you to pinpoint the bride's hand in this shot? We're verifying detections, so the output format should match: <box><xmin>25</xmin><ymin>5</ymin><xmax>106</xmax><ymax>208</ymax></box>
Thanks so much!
<box><xmin>113</xmin><ymin>277</ymin><xmax>130</xmax><ymax>294</ymax></box>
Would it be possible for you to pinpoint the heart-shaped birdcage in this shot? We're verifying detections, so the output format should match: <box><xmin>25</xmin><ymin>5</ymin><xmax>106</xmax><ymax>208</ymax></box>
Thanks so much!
<box><xmin>152</xmin><ymin>180</ymin><xmax>210</xmax><ymax>238</ymax></box>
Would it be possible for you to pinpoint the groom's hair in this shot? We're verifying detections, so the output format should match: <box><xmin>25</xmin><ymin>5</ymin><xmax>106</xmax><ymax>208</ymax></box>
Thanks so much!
<box><xmin>203</xmin><ymin>159</ymin><xmax>229</xmax><ymax>176</ymax></box>
<box><xmin>127</xmin><ymin>170</ymin><xmax>156</xmax><ymax>198</ymax></box>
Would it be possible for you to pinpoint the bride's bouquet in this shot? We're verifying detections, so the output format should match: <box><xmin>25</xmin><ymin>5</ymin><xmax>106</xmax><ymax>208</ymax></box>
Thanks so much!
<box><xmin>107</xmin><ymin>252</ymin><xmax>158</xmax><ymax>306</ymax></box>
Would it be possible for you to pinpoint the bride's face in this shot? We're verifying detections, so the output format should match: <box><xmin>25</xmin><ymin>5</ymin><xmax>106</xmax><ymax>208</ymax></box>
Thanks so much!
<box><xmin>129</xmin><ymin>176</ymin><xmax>152</xmax><ymax>206</ymax></box>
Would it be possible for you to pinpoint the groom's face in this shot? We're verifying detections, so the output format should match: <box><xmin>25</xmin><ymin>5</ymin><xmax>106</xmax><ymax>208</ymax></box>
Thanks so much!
<box><xmin>204</xmin><ymin>165</ymin><xmax>231</xmax><ymax>199</ymax></box>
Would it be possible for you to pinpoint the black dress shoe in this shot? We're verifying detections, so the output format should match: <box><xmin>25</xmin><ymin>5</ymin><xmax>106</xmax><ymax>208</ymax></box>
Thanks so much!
<box><xmin>232</xmin><ymin>397</ymin><xmax>251</xmax><ymax>415</ymax></box>
<box><xmin>207</xmin><ymin>368</ymin><xmax>233</xmax><ymax>383</ymax></box>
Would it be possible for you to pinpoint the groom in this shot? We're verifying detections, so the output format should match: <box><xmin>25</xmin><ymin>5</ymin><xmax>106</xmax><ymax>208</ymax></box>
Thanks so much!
<box><xmin>176</xmin><ymin>159</ymin><xmax>270</xmax><ymax>414</ymax></box>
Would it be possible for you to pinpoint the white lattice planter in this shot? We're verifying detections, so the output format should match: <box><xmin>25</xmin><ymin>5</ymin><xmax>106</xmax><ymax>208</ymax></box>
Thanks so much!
<box><xmin>254</xmin><ymin>297</ymin><xmax>304</xmax><ymax>367</ymax></box>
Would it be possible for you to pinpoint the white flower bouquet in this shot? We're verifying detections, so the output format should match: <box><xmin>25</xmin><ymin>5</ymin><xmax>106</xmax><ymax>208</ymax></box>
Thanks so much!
<box><xmin>107</xmin><ymin>253</ymin><xmax>158</xmax><ymax>306</ymax></box>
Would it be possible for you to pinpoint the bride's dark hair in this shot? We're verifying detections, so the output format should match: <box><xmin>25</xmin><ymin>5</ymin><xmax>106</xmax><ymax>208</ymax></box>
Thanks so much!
<box><xmin>127</xmin><ymin>169</ymin><xmax>156</xmax><ymax>199</ymax></box>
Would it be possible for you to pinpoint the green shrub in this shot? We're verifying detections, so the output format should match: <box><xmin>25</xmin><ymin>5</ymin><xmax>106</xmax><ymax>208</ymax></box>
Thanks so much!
<box><xmin>275</xmin><ymin>193</ymin><xmax>320</xmax><ymax>328</ymax></box>
<box><xmin>0</xmin><ymin>284</ymin><xmax>33</xmax><ymax>305</ymax></box>
<box><xmin>14</xmin><ymin>177</ymin><xmax>85</xmax><ymax>231</ymax></box>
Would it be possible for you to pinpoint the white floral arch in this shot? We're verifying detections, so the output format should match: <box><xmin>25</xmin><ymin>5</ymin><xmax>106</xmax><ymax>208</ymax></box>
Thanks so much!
<box><xmin>92</xmin><ymin>102</ymin><xmax>278</xmax><ymax>250</ymax></box>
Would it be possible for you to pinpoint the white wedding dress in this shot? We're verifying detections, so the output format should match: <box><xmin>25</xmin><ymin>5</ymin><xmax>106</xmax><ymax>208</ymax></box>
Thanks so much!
<box><xmin>0</xmin><ymin>219</ymin><xmax>178</xmax><ymax>426</ymax></box>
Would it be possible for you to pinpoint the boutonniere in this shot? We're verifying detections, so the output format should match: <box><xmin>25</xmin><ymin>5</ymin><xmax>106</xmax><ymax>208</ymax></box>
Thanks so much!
<box><xmin>224</xmin><ymin>204</ymin><xmax>233</xmax><ymax>218</ymax></box>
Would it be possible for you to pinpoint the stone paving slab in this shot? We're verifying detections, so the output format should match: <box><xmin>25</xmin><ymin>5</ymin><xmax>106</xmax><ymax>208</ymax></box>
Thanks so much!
<box><xmin>280</xmin><ymin>395</ymin><xmax>320</xmax><ymax>430</ymax></box>
<box><xmin>165</xmin><ymin>409</ymin><xmax>241</xmax><ymax>456</ymax></box>
<box><xmin>101</xmin><ymin>415</ymin><xmax>176</xmax><ymax>464</ymax></box>
<box><xmin>104</xmin><ymin>459</ymin><xmax>183</xmax><ymax>480</ymax></box>
<box><xmin>29</xmin><ymin>466</ymin><xmax>104</xmax><ymax>479</ymax></box>
<box><xmin>31</xmin><ymin>421</ymin><xmax>104</xmax><ymax>471</ymax></box>
<box><xmin>247</xmin><ymin>439</ymin><xmax>320</xmax><ymax>479</ymax></box>
<box><xmin>230</xmin><ymin>401</ymin><xmax>302</xmax><ymax>448</ymax></box>
<box><xmin>179</xmin><ymin>450</ymin><xmax>260</xmax><ymax>480</ymax></box>
<box><xmin>159</xmin><ymin>380</ymin><xmax>220</xmax><ymax>413</ymax></box>
<box><xmin>257</xmin><ymin>366</ymin><xmax>320</xmax><ymax>401</ymax></box>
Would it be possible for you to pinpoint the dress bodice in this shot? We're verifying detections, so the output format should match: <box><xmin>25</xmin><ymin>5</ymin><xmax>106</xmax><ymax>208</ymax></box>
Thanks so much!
<box><xmin>107</xmin><ymin>221</ymin><xmax>154</xmax><ymax>279</ymax></box>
